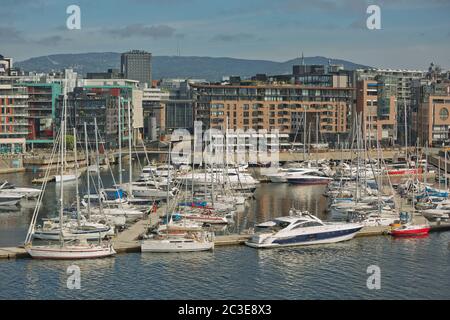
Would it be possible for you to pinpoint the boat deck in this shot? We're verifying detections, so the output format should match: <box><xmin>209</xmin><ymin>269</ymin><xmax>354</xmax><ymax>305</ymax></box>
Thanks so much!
<box><xmin>32</xmin><ymin>176</ymin><xmax>56</xmax><ymax>184</ymax></box>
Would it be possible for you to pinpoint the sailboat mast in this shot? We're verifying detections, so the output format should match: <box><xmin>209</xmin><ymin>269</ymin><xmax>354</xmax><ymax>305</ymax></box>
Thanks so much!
<box><xmin>94</xmin><ymin>118</ymin><xmax>104</xmax><ymax>215</ymax></box>
<box><xmin>438</xmin><ymin>156</ymin><xmax>441</xmax><ymax>190</ymax></box>
<box><xmin>303</xmin><ymin>108</ymin><xmax>306</xmax><ymax>161</ymax></box>
<box><xmin>84</xmin><ymin>122</ymin><xmax>91</xmax><ymax>219</ymax></box>
<box><xmin>316</xmin><ymin>113</ymin><xmax>319</xmax><ymax>167</ymax></box>
<box><xmin>59</xmin><ymin>120</ymin><xmax>65</xmax><ymax>245</ymax></box>
<box><xmin>127</xmin><ymin>100</ymin><xmax>133</xmax><ymax>196</ymax></box>
<box><xmin>118</xmin><ymin>96</ymin><xmax>123</xmax><ymax>185</ymax></box>
<box><xmin>424</xmin><ymin>141</ymin><xmax>428</xmax><ymax>185</ymax></box>
<box><xmin>94</xmin><ymin>118</ymin><xmax>101</xmax><ymax>189</ymax></box>
<box><xmin>59</xmin><ymin>75</ymin><xmax>67</xmax><ymax>245</ymax></box>
<box><xmin>404</xmin><ymin>100</ymin><xmax>408</xmax><ymax>164</ymax></box>
<box><xmin>73</xmin><ymin>128</ymin><xmax>81</xmax><ymax>226</ymax></box>
<box><xmin>445</xmin><ymin>148</ymin><xmax>448</xmax><ymax>190</ymax></box>
<box><xmin>166</xmin><ymin>142</ymin><xmax>171</xmax><ymax>218</ymax></box>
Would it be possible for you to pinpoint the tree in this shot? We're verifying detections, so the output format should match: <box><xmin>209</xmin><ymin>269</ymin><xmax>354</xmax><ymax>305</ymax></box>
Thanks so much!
<box><xmin>65</xmin><ymin>134</ymin><xmax>75</xmax><ymax>150</ymax></box>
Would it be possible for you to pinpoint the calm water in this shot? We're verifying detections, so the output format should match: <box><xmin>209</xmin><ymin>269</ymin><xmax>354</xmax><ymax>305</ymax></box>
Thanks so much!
<box><xmin>0</xmin><ymin>163</ymin><xmax>449</xmax><ymax>299</ymax></box>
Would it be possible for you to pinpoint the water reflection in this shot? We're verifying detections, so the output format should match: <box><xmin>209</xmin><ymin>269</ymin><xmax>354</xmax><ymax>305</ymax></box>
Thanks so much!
<box><xmin>0</xmin><ymin>156</ymin><xmax>157</xmax><ymax>247</ymax></box>
<box><xmin>0</xmin><ymin>163</ymin><xmax>329</xmax><ymax>246</ymax></box>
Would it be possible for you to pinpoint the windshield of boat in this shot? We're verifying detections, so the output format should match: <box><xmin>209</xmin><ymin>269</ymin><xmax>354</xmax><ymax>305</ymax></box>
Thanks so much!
<box><xmin>256</xmin><ymin>220</ymin><xmax>291</xmax><ymax>231</ymax></box>
<box><xmin>292</xmin><ymin>221</ymin><xmax>323</xmax><ymax>228</ymax></box>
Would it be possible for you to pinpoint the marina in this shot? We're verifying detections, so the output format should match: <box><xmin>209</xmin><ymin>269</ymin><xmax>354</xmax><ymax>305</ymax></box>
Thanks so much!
<box><xmin>1</xmin><ymin>145</ymin><xmax>450</xmax><ymax>299</ymax></box>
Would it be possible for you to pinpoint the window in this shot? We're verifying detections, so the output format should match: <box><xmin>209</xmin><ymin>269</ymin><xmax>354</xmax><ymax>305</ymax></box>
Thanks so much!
<box><xmin>440</xmin><ymin>108</ymin><xmax>449</xmax><ymax>120</ymax></box>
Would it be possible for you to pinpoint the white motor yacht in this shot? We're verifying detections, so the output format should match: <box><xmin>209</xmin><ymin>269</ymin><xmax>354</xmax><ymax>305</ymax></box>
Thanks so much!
<box><xmin>245</xmin><ymin>210</ymin><xmax>362</xmax><ymax>248</ymax></box>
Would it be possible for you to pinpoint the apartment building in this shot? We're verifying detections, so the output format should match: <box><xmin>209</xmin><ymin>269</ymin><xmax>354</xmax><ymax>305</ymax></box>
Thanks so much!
<box><xmin>356</xmin><ymin>79</ymin><xmax>397</xmax><ymax>146</ymax></box>
<box><xmin>0</xmin><ymin>77</ymin><xmax>28</xmax><ymax>153</ymax></box>
<box><xmin>191</xmin><ymin>83</ymin><xmax>353</xmax><ymax>145</ymax></box>
<box><xmin>22</xmin><ymin>83</ymin><xmax>62</xmax><ymax>147</ymax></box>
<box><xmin>357</xmin><ymin>68</ymin><xmax>424</xmax><ymax>145</ymax></box>
<box><xmin>55</xmin><ymin>86</ymin><xmax>134</xmax><ymax>149</ymax></box>
<box><xmin>414</xmin><ymin>80</ymin><xmax>450</xmax><ymax>146</ymax></box>
<box><xmin>78</xmin><ymin>78</ymin><xmax>144</xmax><ymax>145</ymax></box>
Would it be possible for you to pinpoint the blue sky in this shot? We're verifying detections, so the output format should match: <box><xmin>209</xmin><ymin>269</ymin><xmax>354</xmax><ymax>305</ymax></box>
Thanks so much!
<box><xmin>1</xmin><ymin>0</ymin><xmax>449</xmax><ymax>69</ymax></box>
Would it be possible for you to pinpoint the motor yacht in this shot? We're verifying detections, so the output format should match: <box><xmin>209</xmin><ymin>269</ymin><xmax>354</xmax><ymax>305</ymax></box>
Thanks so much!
<box><xmin>245</xmin><ymin>209</ymin><xmax>362</xmax><ymax>248</ymax></box>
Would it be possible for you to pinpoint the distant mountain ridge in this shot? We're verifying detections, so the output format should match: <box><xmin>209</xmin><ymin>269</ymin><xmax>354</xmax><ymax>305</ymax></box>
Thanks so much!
<box><xmin>16</xmin><ymin>52</ymin><xmax>370</xmax><ymax>81</ymax></box>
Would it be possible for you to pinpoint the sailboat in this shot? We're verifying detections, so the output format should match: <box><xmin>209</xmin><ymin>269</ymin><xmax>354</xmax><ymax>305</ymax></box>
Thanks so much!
<box><xmin>141</xmin><ymin>142</ymin><xmax>215</xmax><ymax>253</ymax></box>
<box><xmin>0</xmin><ymin>181</ymin><xmax>41</xmax><ymax>199</ymax></box>
<box><xmin>55</xmin><ymin>173</ymin><xmax>81</xmax><ymax>183</ymax></box>
<box><xmin>25</xmin><ymin>123</ymin><xmax>116</xmax><ymax>259</ymax></box>
<box><xmin>24</xmin><ymin>80</ymin><xmax>115</xmax><ymax>260</ymax></box>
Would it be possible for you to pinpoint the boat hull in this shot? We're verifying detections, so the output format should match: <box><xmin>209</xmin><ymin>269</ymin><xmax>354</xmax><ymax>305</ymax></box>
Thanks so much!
<box><xmin>266</xmin><ymin>175</ymin><xmax>287</xmax><ymax>183</ymax></box>
<box><xmin>390</xmin><ymin>226</ymin><xmax>431</xmax><ymax>237</ymax></box>
<box><xmin>141</xmin><ymin>240</ymin><xmax>214</xmax><ymax>253</ymax></box>
<box><xmin>26</xmin><ymin>245</ymin><xmax>116</xmax><ymax>259</ymax></box>
<box><xmin>387</xmin><ymin>168</ymin><xmax>422</xmax><ymax>176</ymax></box>
<box><xmin>32</xmin><ymin>228</ymin><xmax>113</xmax><ymax>241</ymax></box>
<box><xmin>0</xmin><ymin>198</ymin><xmax>22</xmax><ymax>206</ymax></box>
<box><xmin>55</xmin><ymin>174</ymin><xmax>80</xmax><ymax>183</ymax></box>
<box><xmin>287</xmin><ymin>178</ymin><xmax>332</xmax><ymax>185</ymax></box>
<box><xmin>245</xmin><ymin>226</ymin><xmax>362</xmax><ymax>248</ymax></box>
<box><xmin>183</xmin><ymin>215</ymin><xmax>228</xmax><ymax>224</ymax></box>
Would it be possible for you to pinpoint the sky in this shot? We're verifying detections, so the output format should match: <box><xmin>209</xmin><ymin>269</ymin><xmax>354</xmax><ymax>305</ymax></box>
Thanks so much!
<box><xmin>1</xmin><ymin>0</ymin><xmax>449</xmax><ymax>70</ymax></box>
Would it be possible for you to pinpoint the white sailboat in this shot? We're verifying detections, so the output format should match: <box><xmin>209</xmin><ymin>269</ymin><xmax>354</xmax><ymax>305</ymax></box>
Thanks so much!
<box><xmin>141</xmin><ymin>142</ymin><xmax>215</xmax><ymax>253</ymax></box>
<box><xmin>55</xmin><ymin>172</ymin><xmax>81</xmax><ymax>183</ymax></box>
<box><xmin>141</xmin><ymin>232</ymin><xmax>214</xmax><ymax>253</ymax></box>
<box><xmin>24</xmin><ymin>82</ymin><xmax>116</xmax><ymax>260</ymax></box>
<box><xmin>0</xmin><ymin>192</ymin><xmax>23</xmax><ymax>206</ymax></box>
<box><xmin>0</xmin><ymin>181</ymin><xmax>41</xmax><ymax>199</ymax></box>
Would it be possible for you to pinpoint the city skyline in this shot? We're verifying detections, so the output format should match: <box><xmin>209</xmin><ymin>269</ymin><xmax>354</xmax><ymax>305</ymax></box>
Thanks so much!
<box><xmin>1</xmin><ymin>0</ymin><xmax>449</xmax><ymax>70</ymax></box>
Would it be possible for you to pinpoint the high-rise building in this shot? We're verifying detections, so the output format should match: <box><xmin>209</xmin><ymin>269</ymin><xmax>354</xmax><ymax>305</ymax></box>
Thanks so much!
<box><xmin>356</xmin><ymin>68</ymin><xmax>424</xmax><ymax>146</ymax></box>
<box><xmin>0</xmin><ymin>76</ymin><xmax>28</xmax><ymax>153</ymax></box>
<box><xmin>356</xmin><ymin>79</ymin><xmax>397</xmax><ymax>146</ymax></box>
<box><xmin>121</xmin><ymin>50</ymin><xmax>152</xmax><ymax>87</ymax></box>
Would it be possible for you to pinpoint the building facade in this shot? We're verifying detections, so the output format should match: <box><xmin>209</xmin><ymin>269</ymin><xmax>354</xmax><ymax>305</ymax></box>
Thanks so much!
<box><xmin>121</xmin><ymin>50</ymin><xmax>152</xmax><ymax>88</ymax></box>
<box><xmin>23</xmin><ymin>83</ymin><xmax>61</xmax><ymax>147</ymax></box>
<box><xmin>191</xmin><ymin>83</ymin><xmax>353</xmax><ymax>145</ymax></box>
<box><xmin>357</xmin><ymin>68</ymin><xmax>424</xmax><ymax>146</ymax></box>
<box><xmin>56</xmin><ymin>86</ymin><xmax>133</xmax><ymax>149</ymax></box>
<box><xmin>356</xmin><ymin>79</ymin><xmax>397</xmax><ymax>146</ymax></box>
<box><xmin>142</xmin><ymin>87</ymin><xmax>168</xmax><ymax>141</ymax></box>
<box><xmin>0</xmin><ymin>77</ymin><xmax>28</xmax><ymax>153</ymax></box>
<box><xmin>414</xmin><ymin>80</ymin><xmax>450</xmax><ymax>146</ymax></box>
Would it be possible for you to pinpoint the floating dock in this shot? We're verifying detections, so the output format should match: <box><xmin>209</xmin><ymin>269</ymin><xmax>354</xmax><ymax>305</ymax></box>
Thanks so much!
<box><xmin>2</xmin><ymin>200</ymin><xmax>450</xmax><ymax>260</ymax></box>
<box><xmin>2</xmin><ymin>220</ymin><xmax>449</xmax><ymax>260</ymax></box>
